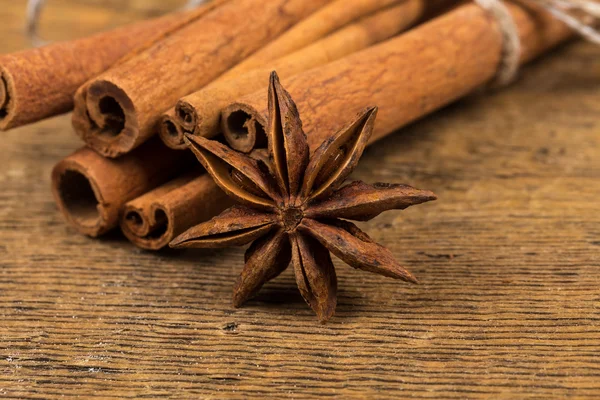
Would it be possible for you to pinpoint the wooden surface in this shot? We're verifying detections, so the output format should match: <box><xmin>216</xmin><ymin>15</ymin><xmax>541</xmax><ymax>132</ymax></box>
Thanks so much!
<box><xmin>2</xmin><ymin>2</ymin><xmax>600</xmax><ymax>399</ymax></box>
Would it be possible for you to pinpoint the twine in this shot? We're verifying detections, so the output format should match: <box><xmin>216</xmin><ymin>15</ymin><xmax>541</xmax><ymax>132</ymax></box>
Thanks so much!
<box><xmin>474</xmin><ymin>0</ymin><xmax>522</xmax><ymax>86</ymax></box>
<box><xmin>25</xmin><ymin>0</ymin><xmax>46</xmax><ymax>47</ymax></box>
<box><xmin>25</xmin><ymin>0</ymin><xmax>208</xmax><ymax>47</ymax></box>
<box><xmin>537</xmin><ymin>0</ymin><xmax>600</xmax><ymax>44</ymax></box>
<box><xmin>475</xmin><ymin>0</ymin><xmax>600</xmax><ymax>86</ymax></box>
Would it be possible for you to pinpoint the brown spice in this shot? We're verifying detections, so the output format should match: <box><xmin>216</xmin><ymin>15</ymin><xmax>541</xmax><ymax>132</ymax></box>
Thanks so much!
<box><xmin>51</xmin><ymin>139</ymin><xmax>191</xmax><ymax>237</ymax></box>
<box><xmin>164</xmin><ymin>0</ymin><xmax>393</xmax><ymax>145</ymax></box>
<box><xmin>121</xmin><ymin>172</ymin><xmax>232</xmax><ymax>250</ymax></box>
<box><xmin>0</xmin><ymin>7</ymin><xmax>211</xmax><ymax>131</ymax></box>
<box><xmin>120</xmin><ymin>147</ymin><xmax>271</xmax><ymax>250</ymax></box>
<box><xmin>72</xmin><ymin>0</ymin><xmax>329</xmax><ymax>158</ymax></box>
<box><xmin>221</xmin><ymin>3</ymin><xmax>573</xmax><ymax>152</ymax></box>
<box><xmin>163</xmin><ymin>0</ymin><xmax>436</xmax><ymax>151</ymax></box>
<box><xmin>217</xmin><ymin>0</ymin><xmax>406</xmax><ymax>82</ymax></box>
<box><xmin>170</xmin><ymin>73</ymin><xmax>436</xmax><ymax>322</ymax></box>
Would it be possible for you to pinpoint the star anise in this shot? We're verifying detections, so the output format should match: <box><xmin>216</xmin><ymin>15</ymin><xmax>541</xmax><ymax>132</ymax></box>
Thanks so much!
<box><xmin>170</xmin><ymin>72</ymin><xmax>436</xmax><ymax>322</ymax></box>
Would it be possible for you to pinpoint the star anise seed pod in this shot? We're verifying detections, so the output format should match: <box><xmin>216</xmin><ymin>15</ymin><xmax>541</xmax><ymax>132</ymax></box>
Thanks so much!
<box><xmin>170</xmin><ymin>72</ymin><xmax>436</xmax><ymax>323</ymax></box>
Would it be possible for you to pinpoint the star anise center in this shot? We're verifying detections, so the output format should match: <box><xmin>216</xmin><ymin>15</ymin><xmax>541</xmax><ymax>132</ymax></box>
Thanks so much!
<box><xmin>280</xmin><ymin>206</ymin><xmax>304</xmax><ymax>232</ymax></box>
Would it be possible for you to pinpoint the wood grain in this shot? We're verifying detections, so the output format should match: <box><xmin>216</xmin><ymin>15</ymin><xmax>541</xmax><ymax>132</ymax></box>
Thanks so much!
<box><xmin>1</xmin><ymin>1</ymin><xmax>600</xmax><ymax>398</ymax></box>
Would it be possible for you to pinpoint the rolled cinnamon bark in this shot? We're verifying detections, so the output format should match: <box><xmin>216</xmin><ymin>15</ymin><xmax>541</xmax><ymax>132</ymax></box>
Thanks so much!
<box><xmin>0</xmin><ymin>6</ymin><xmax>216</xmax><ymax>131</ymax></box>
<box><xmin>217</xmin><ymin>0</ymin><xmax>402</xmax><ymax>82</ymax></box>
<box><xmin>160</xmin><ymin>108</ymin><xmax>186</xmax><ymax>148</ymax></box>
<box><xmin>51</xmin><ymin>139</ymin><xmax>191</xmax><ymax>237</ymax></box>
<box><xmin>222</xmin><ymin>3</ymin><xmax>573</xmax><ymax>152</ymax></box>
<box><xmin>72</xmin><ymin>0</ymin><xmax>329</xmax><ymax>158</ymax></box>
<box><xmin>121</xmin><ymin>172</ymin><xmax>232</xmax><ymax>250</ymax></box>
<box><xmin>165</xmin><ymin>0</ymin><xmax>435</xmax><ymax>151</ymax></box>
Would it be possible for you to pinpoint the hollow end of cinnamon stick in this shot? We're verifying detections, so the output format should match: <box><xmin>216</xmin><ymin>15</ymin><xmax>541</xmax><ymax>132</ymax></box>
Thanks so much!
<box><xmin>159</xmin><ymin>112</ymin><xmax>188</xmax><ymax>150</ymax></box>
<box><xmin>122</xmin><ymin>209</ymin><xmax>149</xmax><ymax>237</ymax></box>
<box><xmin>120</xmin><ymin>173</ymin><xmax>231</xmax><ymax>250</ymax></box>
<box><xmin>52</xmin><ymin>139</ymin><xmax>188</xmax><ymax>237</ymax></box>
<box><xmin>51</xmin><ymin>160</ymin><xmax>108</xmax><ymax>237</ymax></box>
<box><xmin>221</xmin><ymin>103</ymin><xmax>267</xmax><ymax>153</ymax></box>
<box><xmin>73</xmin><ymin>80</ymin><xmax>140</xmax><ymax>158</ymax></box>
<box><xmin>175</xmin><ymin>100</ymin><xmax>198</xmax><ymax>133</ymax></box>
<box><xmin>121</xmin><ymin>204</ymin><xmax>172</xmax><ymax>250</ymax></box>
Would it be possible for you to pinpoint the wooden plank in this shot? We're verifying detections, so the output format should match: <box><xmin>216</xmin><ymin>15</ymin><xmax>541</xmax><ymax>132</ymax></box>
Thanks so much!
<box><xmin>1</xmin><ymin>1</ymin><xmax>599</xmax><ymax>398</ymax></box>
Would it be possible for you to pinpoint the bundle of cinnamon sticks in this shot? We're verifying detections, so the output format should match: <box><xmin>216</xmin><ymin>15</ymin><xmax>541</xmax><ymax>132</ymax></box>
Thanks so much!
<box><xmin>1</xmin><ymin>0</ymin><xmax>572</xmax><ymax>250</ymax></box>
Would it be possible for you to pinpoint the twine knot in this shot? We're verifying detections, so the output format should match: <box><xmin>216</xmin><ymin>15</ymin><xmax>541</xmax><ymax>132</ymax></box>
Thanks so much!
<box><xmin>475</xmin><ymin>0</ymin><xmax>600</xmax><ymax>86</ymax></box>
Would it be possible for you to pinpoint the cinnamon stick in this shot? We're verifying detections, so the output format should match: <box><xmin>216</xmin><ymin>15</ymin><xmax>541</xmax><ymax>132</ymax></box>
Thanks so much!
<box><xmin>0</xmin><ymin>6</ymin><xmax>215</xmax><ymax>131</ymax></box>
<box><xmin>217</xmin><ymin>0</ymin><xmax>403</xmax><ymax>82</ymax></box>
<box><xmin>162</xmin><ymin>0</ymin><xmax>408</xmax><ymax>148</ymax></box>
<box><xmin>120</xmin><ymin>172</ymin><xmax>232</xmax><ymax>250</ymax></box>
<box><xmin>72</xmin><ymin>0</ymin><xmax>329</xmax><ymax>158</ymax></box>
<box><xmin>164</xmin><ymin>0</ymin><xmax>438</xmax><ymax>151</ymax></box>
<box><xmin>51</xmin><ymin>139</ymin><xmax>191</xmax><ymax>237</ymax></box>
<box><xmin>222</xmin><ymin>3</ymin><xmax>573</xmax><ymax>152</ymax></box>
<box><xmin>120</xmin><ymin>148</ymin><xmax>270</xmax><ymax>250</ymax></box>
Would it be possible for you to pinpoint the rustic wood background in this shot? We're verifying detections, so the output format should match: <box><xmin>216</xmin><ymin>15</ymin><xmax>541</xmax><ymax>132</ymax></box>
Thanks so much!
<box><xmin>1</xmin><ymin>1</ymin><xmax>599</xmax><ymax>398</ymax></box>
